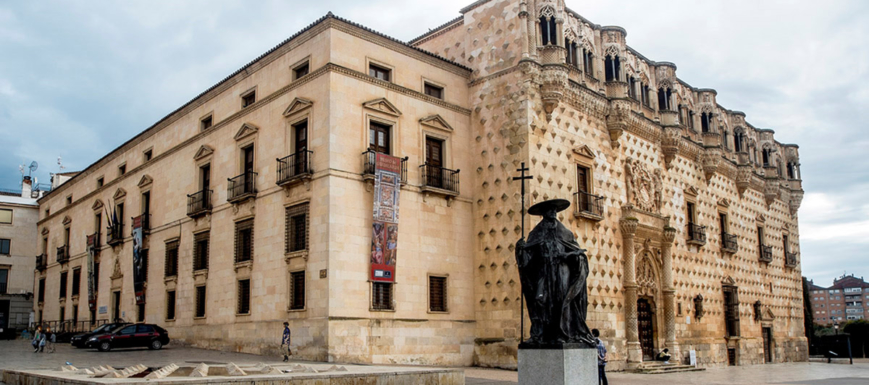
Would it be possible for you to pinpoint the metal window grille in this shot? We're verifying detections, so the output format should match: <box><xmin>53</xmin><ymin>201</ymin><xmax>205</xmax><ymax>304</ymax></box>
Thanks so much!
<box><xmin>166</xmin><ymin>290</ymin><xmax>176</xmax><ymax>320</ymax></box>
<box><xmin>193</xmin><ymin>232</ymin><xmax>209</xmax><ymax>271</ymax></box>
<box><xmin>723</xmin><ymin>286</ymin><xmax>740</xmax><ymax>337</ymax></box>
<box><xmin>164</xmin><ymin>241</ymin><xmax>179</xmax><ymax>277</ymax></box>
<box><xmin>234</xmin><ymin>219</ymin><xmax>254</xmax><ymax>263</ymax></box>
<box><xmin>429</xmin><ymin>276</ymin><xmax>447</xmax><ymax>312</ymax></box>
<box><xmin>290</xmin><ymin>271</ymin><xmax>305</xmax><ymax>310</ymax></box>
<box><xmin>372</xmin><ymin>282</ymin><xmax>393</xmax><ymax>310</ymax></box>
<box><xmin>285</xmin><ymin>204</ymin><xmax>309</xmax><ymax>253</ymax></box>
<box><xmin>195</xmin><ymin>285</ymin><xmax>206</xmax><ymax>318</ymax></box>
<box><xmin>237</xmin><ymin>279</ymin><xmax>251</xmax><ymax>314</ymax></box>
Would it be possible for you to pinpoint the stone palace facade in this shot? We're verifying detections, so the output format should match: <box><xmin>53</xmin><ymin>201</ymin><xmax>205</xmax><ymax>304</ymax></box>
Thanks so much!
<box><xmin>33</xmin><ymin>0</ymin><xmax>806</xmax><ymax>370</ymax></box>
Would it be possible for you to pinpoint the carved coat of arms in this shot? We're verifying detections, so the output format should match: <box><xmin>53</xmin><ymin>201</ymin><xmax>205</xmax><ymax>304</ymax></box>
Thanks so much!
<box><xmin>625</xmin><ymin>157</ymin><xmax>663</xmax><ymax>213</ymax></box>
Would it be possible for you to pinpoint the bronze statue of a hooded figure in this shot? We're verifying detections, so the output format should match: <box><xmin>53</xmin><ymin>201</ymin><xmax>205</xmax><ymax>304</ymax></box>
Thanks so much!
<box><xmin>516</xmin><ymin>199</ymin><xmax>595</xmax><ymax>347</ymax></box>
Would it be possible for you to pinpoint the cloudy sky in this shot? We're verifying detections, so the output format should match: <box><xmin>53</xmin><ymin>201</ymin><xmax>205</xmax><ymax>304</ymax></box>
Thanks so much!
<box><xmin>0</xmin><ymin>0</ymin><xmax>866</xmax><ymax>285</ymax></box>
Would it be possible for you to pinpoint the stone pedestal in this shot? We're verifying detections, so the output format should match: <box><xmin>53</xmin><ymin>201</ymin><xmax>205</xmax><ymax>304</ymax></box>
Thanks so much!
<box><xmin>519</xmin><ymin>344</ymin><xmax>598</xmax><ymax>385</ymax></box>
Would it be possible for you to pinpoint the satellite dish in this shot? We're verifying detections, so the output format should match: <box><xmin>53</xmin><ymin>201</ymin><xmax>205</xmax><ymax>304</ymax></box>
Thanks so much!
<box><xmin>30</xmin><ymin>161</ymin><xmax>38</xmax><ymax>173</ymax></box>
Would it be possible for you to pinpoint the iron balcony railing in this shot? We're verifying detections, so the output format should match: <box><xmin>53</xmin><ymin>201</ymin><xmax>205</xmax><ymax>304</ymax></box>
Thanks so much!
<box><xmin>228</xmin><ymin>171</ymin><xmax>258</xmax><ymax>202</ymax></box>
<box><xmin>187</xmin><ymin>189</ymin><xmax>212</xmax><ymax>217</ymax></box>
<box><xmin>56</xmin><ymin>245</ymin><xmax>69</xmax><ymax>264</ymax></box>
<box><xmin>785</xmin><ymin>252</ymin><xmax>798</xmax><ymax>267</ymax></box>
<box><xmin>574</xmin><ymin>190</ymin><xmax>604</xmax><ymax>218</ymax></box>
<box><xmin>420</xmin><ymin>163</ymin><xmax>460</xmax><ymax>194</ymax></box>
<box><xmin>760</xmin><ymin>245</ymin><xmax>774</xmax><ymax>263</ymax></box>
<box><xmin>277</xmin><ymin>150</ymin><xmax>313</xmax><ymax>186</ymax></box>
<box><xmin>687</xmin><ymin>223</ymin><xmax>706</xmax><ymax>245</ymax></box>
<box><xmin>140</xmin><ymin>214</ymin><xmax>150</xmax><ymax>233</ymax></box>
<box><xmin>362</xmin><ymin>150</ymin><xmax>408</xmax><ymax>184</ymax></box>
<box><xmin>35</xmin><ymin>254</ymin><xmax>46</xmax><ymax>272</ymax></box>
<box><xmin>722</xmin><ymin>233</ymin><xmax>738</xmax><ymax>253</ymax></box>
<box><xmin>106</xmin><ymin>223</ymin><xmax>123</xmax><ymax>246</ymax></box>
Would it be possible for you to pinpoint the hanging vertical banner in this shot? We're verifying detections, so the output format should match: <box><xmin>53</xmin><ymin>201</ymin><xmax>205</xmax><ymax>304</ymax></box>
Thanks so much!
<box><xmin>132</xmin><ymin>215</ymin><xmax>146</xmax><ymax>305</ymax></box>
<box><xmin>370</xmin><ymin>153</ymin><xmax>401</xmax><ymax>282</ymax></box>
<box><xmin>86</xmin><ymin>234</ymin><xmax>96</xmax><ymax>311</ymax></box>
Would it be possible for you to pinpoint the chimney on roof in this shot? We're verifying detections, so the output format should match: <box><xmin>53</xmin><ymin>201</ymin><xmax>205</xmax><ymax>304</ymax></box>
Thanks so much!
<box><xmin>21</xmin><ymin>175</ymin><xmax>32</xmax><ymax>198</ymax></box>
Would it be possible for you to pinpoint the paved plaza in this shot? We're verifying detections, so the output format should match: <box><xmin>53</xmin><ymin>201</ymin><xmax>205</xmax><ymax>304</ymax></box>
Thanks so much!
<box><xmin>1</xmin><ymin>339</ymin><xmax>869</xmax><ymax>384</ymax></box>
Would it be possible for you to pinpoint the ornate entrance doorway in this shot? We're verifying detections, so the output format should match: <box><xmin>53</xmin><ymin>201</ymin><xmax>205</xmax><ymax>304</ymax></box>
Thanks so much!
<box><xmin>638</xmin><ymin>298</ymin><xmax>655</xmax><ymax>360</ymax></box>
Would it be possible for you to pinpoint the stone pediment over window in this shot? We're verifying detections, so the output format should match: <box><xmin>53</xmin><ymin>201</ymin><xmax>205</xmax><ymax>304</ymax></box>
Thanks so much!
<box><xmin>419</xmin><ymin>114</ymin><xmax>453</xmax><ymax>132</ymax></box>
<box><xmin>92</xmin><ymin>199</ymin><xmax>104</xmax><ymax>212</ymax></box>
<box><xmin>722</xmin><ymin>276</ymin><xmax>736</xmax><ymax>286</ymax></box>
<box><xmin>572</xmin><ymin>145</ymin><xmax>596</xmax><ymax>161</ymax></box>
<box><xmin>41</xmin><ymin>227</ymin><xmax>49</xmax><ymax>236</ymax></box>
<box><xmin>756</xmin><ymin>214</ymin><xmax>766</xmax><ymax>223</ymax></box>
<box><xmin>717</xmin><ymin>198</ymin><xmax>730</xmax><ymax>208</ymax></box>
<box><xmin>234</xmin><ymin>123</ymin><xmax>259</xmax><ymax>141</ymax></box>
<box><xmin>194</xmin><ymin>145</ymin><xmax>214</xmax><ymax>161</ymax></box>
<box><xmin>762</xmin><ymin>307</ymin><xmax>775</xmax><ymax>321</ymax></box>
<box><xmin>283</xmin><ymin>97</ymin><xmax>313</xmax><ymax>117</ymax></box>
<box><xmin>138</xmin><ymin>174</ymin><xmax>153</xmax><ymax>189</ymax></box>
<box><xmin>62</xmin><ymin>216</ymin><xmax>72</xmax><ymax>226</ymax></box>
<box><xmin>363</xmin><ymin>98</ymin><xmax>402</xmax><ymax>117</ymax></box>
<box><xmin>113</xmin><ymin>188</ymin><xmax>127</xmax><ymax>201</ymax></box>
<box><xmin>684</xmin><ymin>186</ymin><xmax>699</xmax><ymax>197</ymax></box>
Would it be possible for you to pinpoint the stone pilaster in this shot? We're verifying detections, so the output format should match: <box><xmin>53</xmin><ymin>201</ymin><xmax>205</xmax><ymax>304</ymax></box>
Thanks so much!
<box><xmin>620</xmin><ymin>217</ymin><xmax>641</xmax><ymax>366</ymax></box>
<box><xmin>661</xmin><ymin>226</ymin><xmax>678</xmax><ymax>359</ymax></box>
<box><xmin>519</xmin><ymin>1</ymin><xmax>530</xmax><ymax>59</ymax></box>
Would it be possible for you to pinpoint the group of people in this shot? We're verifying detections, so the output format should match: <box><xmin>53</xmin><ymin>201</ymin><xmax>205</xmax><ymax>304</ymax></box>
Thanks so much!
<box><xmin>31</xmin><ymin>325</ymin><xmax>57</xmax><ymax>353</ymax></box>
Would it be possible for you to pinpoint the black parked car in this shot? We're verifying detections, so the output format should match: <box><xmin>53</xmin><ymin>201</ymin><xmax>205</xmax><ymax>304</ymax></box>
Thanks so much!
<box><xmin>86</xmin><ymin>323</ymin><xmax>170</xmax><ymax>352</ymax></box>
<box><xmin>70</xmin><ymin>322</ymin><xmax>130</xmax><ymax>348</ymax></box>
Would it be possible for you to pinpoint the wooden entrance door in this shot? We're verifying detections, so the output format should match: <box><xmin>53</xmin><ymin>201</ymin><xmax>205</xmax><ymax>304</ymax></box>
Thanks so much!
<box><xmin>638</xmin><ymin>298</ymin><xmax>655</xmax><ymax>360</ymax></box>
<box><xmin>762</xmin><ymin>327</ymin><xmax>772</xmax><ymax>363</ymax></box>
<box><xmin>425</xmin><ymin>137</ymin><xmax>444</xmax><ymax>188</ymax></box>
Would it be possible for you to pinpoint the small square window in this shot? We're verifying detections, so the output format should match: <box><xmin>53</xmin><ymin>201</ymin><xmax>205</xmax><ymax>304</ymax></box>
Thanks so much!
<box><xmin>144</xmin><ymin>149</ymin><xmax>153</xmax><ymax>162</ymax></box>
<box><xmin>237</xmin><ymin>279</ymin><xmax>251</xmax><ymax>314</ymax></box>
<box><xmin>201</xmin><ymin>115</ymin><xmax>213</xmax><ymax>130</ymax></box>
<box><xmin>424</xmin><ymin>83</ymin><xmax>444</xmax><ymax>99</ymax></box>
<box><xmin>0</xmin><ymin>209</ymin><xmax>11</xmax><ymax>224</ymax></box>
<box><xmin>0</xmin><ymin>239</ymin><xmax>10</xmax><ymax>255</ymax></box>
<box><xmin>293</xmin><ymin>62</ymin><xmax>310</xmax><ymax>79</ymax></box>
<box><xmin>118</xmin><ymin>164</ymin><xmax>126</xmax><ymax>176</ymax></box>
<box><xmin>97</xmin><ymin>177</ymin><xmax>104</xmax><ymax>188</ymax></box>
<box><xmin>241</xmin><ymin>90</ymin><xmax>256</xmax><ymax>108</ymax></box>
<box><xmin>369</xmin><ymin>63</ymin><xmax>391</xmax><ymax>82</ymax></box>
<box><xmin>66</xmin><ymin>196</ymin><xmax>73</xmax><ymax>205</ymax></box>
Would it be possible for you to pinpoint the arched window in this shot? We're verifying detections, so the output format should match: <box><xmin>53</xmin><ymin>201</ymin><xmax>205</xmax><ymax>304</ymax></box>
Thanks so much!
<box><xmin>762</xmin><ymin>148</ymin><xmax>772</xmax><ymax>167</ymax></box>
<box><xmin>605</xmin><ymin>55</ymin><xmax>620</xmax><ymax>81</ymax></box>
<box><xmin>701</xmin><ymin>112</ymin><xmax>713</xmax><ymax>133</ymax></box>
<box><xmin>734</xmin><ymin>129</ymin><xmax>746</xmax><ymax>153</ymax></box>
<box><xmin>657</xmin><ymin>88</ymin><xmax>673</xmax><ymax>111</ymax></box>
<box><xmin>628</xmin><ymin>77</ymin><xmax>638</xmax><ymax>100</ymax></box>
<box><xmin>582</xmin><ymin>48</ymin><xmax>594</xmax><ymax>75</ymax></box>
<box><xmin>641</xmin><ymin>84</ymin><xmax>650</xmax><ymax>108</ymax></box>
<box><xmin>539</xmin><ymin>15</ymin><xmax>557</xmax><ymax>46</ymax></box>
<box><xmin>565</xmin><ymin>38</ymin><xmax>579</xmax><ymax>67</ymax></box>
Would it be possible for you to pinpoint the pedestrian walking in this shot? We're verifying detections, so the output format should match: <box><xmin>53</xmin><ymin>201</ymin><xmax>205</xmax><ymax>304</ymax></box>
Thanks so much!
<box><xmin>31</xmin><ymin>326</ymin><xmax>42</xmax><ymax>353</ymax></box>
<box><xmin>46</xmin><ymin>327</ymin><xmax>56</xmax><ymax>353</ymax></box>
<box><xmin>281</xmin><ymin>322</ymin><xmax>292</xmax><ymax>362</ymax></box>
<box><xmin>593</xmin><ymin>329</ymin><xmax>608</xmax><ymax>385</ymax></box>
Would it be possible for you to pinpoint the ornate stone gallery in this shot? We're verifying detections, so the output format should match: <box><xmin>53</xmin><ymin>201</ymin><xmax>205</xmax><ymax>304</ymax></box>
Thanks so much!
<box><xmin>32</xmin><ymin>0</ymin><xmax>805</xmax><ymax>371</ymax></box>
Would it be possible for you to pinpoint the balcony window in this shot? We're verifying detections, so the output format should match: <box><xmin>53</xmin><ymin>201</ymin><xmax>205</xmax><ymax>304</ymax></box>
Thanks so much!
<box><xmin>686</xmin><ymin>201</ymin><xmax>705</xmax><ymax>245</ymax></box>
<box><xmin>227</xmin><ymin>171</ymin><xmax>257</xmax><ymax>202</ymax></box>
<box><xmin>164</xmin><ymin>240</ymin><xmax>179</xmax><ymax>277</ymax></box>
<box><xmin>362</xmin><ymin>150</ymin><xmax>408</xmax><ymax>184</ymax></box>
<box><xmin>628</xmin><ymin>77</ymin><xmax>638</xmax><ymax>100</ymax></box>
<box><xmin>723</xmin><ymin>285</ymin><xmax>740</xmax><ymax>337</ymax></box>
<box><xmin>582</xmin><ymin>48</ymin><xmax>594</xmax><ymax>75</ymax></box>
<box><xmin>277</xmin><ymin>121</ymin><xmax>312</xmax><ymax>186</ymax></box>
<box><xmin>701</xmin><ymin>112</ymin><xmax>713</xmax><ymax>133</ymax></box>
<box><xmin>575</xmin><ymin>165</ymin><xmax>603</xmax><ymax>220</ymax></box>
<box><xmin>658</xmin><ymin>88</ymin><xmax>673</xmax><ymax>111</ymax></box>
<box><xmin>565</xmin><ymin>39</ymin><xmax>579</xmax><ymax>67</ymax></box>
<box><xmin>641</xmin><ymin>84</ymin><xmax>650</xmax><ymax>108</ymax></box>
<box><xmin>421</xmin><ymin>137</ymin><xmax>459</xmax><ymax>195</ymax></box>
<box><xmin>186</xmin><ymin>189</ymin><xmax>212</xmax><ymax>217</ymax></box>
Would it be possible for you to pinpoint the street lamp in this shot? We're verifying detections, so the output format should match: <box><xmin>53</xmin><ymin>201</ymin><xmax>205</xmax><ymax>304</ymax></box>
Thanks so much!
<box><xmin>834</xmin><ymin>323</ymin><xmax>839</xmax><ymax>335</ymax></box>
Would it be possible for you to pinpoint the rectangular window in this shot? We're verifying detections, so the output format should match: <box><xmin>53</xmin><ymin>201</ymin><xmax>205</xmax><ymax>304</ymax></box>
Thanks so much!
<box><xmin>141</xmin><ymin>249</ymin><xmax>149</xmax><ymax>282</ymax></box>
<box><xmin>290</xmin><ymin>271</ymin><xmax>305</xmax><ymax>310</ymax></box>
<box><xmin>59</xmin><ymin>271</ymin><xmax>68</xmax><ymax>298</ymax></box>
<box><xmin>723</xmin><ymin>285</ymin><xmax>740</xmax><ymax>337</ymax></box>
<box><xmin>783</xmin><ymin>234</ymin><xmax>790</xmax><ymax>254</ymax></box>
<box><xmin>429</xmin><ymin>276</ymin><xmax>447</xmax><ymax>312</ymax></box>
<box><xmin>201</xmin><ymin>115</ymin><xmax>213</xmax><ymax>130</ymax></box>
<box><xmin>237</xmin><ymin>279</ymin><xmax>251</xmax><ymax>314</ymax></box>
<box><xmin>369</xmin><ymin>63</ymin><xmax>391</xmax><ymax>81</ymax></box>
<box><xmin>235</xmin><ymin>219</ymin><xmax>254</xmax><ymax>263</ymax></box>
<box><xmin>193</xmin><ymin>232</ymin><xmax>210</xmax><ymax>271</ymax></box>
<box><xmin>118</xmin><ymin>164</ymin><xmax>126</xmax><ymax>176</ymax></box>
<box><xmin>72</xmin><ymin>304</ymin><xmax>78</xmax><ymax>324</ymax></box>
<box><xmin>72</xmin><ymin>268</ymin><xmax>81</xmax><ymax>297</ymax></box>
<box><xmin>166</xmin><ymin>290</ymin><xmax>176</xmax><ymax>320</ymax></box>
<box><xmin>369</xmin><ymin>121</ymin><xmax>391</xmax><ymax>154</ymax></box>
<box><xmin>164</xmin><ymin>240</ymin><xmax>179</xmax><ymax>277</ymax></box>
<box><xmin>66</xmin><ymin>196</ymin><xmax>73</xmax><ymax>205</ymax></box>
<box><xmin>0</xmin><ymin>269</ymin><xmax>7</xmax><ymax>294</ymax></box>
<box><xmin>97</xmin><ymin>177</ymin><xmax>104</xmax><ymax>188</ymax></box>
<box><xmin>719</xmin><ymin>213</ymin><xmax>728</xmax><ymax>239</ymax></box>
<box><xmin>757</xmin><ymin>226</ymin><xmax>765</xmax><ymax>257</ymax></box>
<box><xmin>144</xmin><ymin>149</ymin><xmax>153</xmax><ymax>162</ymax></box>
<box><xmin>285</xmin><ymin>203</ymin><xmax>309</xmax><ymax>253</ymax></box>
<box><xmin>0</xmin><ymin>239</ymin><xmax>9</xmax><ymax>255</ymax></box>
<box><xmin>372</xmin><ymin>282</ymin><xmax>393</xmax><ymax>310</ymax></box>
<box><xmin>241</xmin><ymin>90</ymin><xmax>256</xmax><ymax>108</ymax></box>
<box><xmin>38</xmin><ymin>278</ymin><xmax>45</xmax><ymax>302</ymax></box>
<box><xmin>293</xmin><ymin>62</ymin><xmax>310</xmax><ymax>79</ymax></box>
<box><xmin>94</xmin><ymin>262</ymin><xmax>100</xmax><ymax>293</ymax></box>
<box><xmin>0</xmin><ymin>209</ymin><xmax>11</xmax><ymax>224</ymax></box>
<box><xmin>195</xmin><ymin>285</ymin><xmax>207</xmax><ymax>318</ymax></box>
<box><xmin>424</xmin><ymin>83</ymin><xmax>444</xmax><ymax>99</ymax></box>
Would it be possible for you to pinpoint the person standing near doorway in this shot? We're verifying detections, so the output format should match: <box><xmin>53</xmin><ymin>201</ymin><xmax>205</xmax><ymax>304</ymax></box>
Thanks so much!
<box><xmin>593</xmin><ymin>329</ymin><xmax>608</xmax><ymax>385</ymax></box>
<box><xmin>281</xmin><ymin>322</ymin><xmax>292</xmax><ymax>362</ymax></box>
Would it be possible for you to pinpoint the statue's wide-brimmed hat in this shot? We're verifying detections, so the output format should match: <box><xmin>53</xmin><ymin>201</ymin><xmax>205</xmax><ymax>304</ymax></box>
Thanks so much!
<box><xmin>527</xmin><ymin>199</ymin><xmax>571</xmax><ymax>216</ymax></box>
